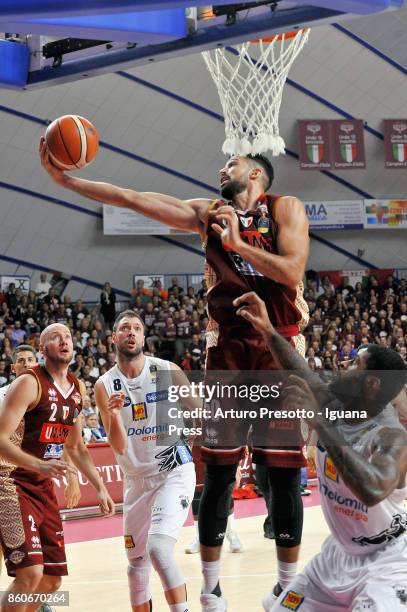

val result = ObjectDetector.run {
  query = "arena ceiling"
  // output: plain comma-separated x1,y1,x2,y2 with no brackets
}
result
0,3,406,298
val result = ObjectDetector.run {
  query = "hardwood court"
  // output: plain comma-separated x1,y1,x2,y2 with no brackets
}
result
1,504,330,611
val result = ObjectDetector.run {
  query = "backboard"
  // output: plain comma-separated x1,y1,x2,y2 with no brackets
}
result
0,0,404,89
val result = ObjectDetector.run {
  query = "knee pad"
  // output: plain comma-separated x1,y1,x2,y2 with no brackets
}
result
127,557,151,606
268,467,303,548
147,534,184,592
198,463,237,547
192,490,202,517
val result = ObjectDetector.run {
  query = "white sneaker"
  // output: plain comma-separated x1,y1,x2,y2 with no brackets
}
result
185,537,200,554
227,530,242,553
262,592,276,611
262,583,283,611
200,593,228,611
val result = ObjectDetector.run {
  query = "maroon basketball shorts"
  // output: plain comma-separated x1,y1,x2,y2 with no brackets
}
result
0,475,67,577
201,331,307,468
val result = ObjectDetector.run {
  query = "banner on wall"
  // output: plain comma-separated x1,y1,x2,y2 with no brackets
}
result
0,275,30,293
103,205,193,235
298,120,332,170
305,200,363,230
316,269,395,288
134,274,165,290
364,199,407,229
331,119,366,169
53,444,123,510
384,119,407,168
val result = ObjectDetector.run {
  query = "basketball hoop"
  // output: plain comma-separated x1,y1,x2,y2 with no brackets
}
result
202,29,310,156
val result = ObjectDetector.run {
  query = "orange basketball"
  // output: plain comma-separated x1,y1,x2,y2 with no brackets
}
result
45,115,99,171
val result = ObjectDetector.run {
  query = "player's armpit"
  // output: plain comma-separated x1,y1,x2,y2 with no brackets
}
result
94,380,127,454
169,363,202,412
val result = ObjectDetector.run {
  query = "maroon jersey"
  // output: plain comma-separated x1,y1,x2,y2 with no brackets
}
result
204,194,309,341
13,365,83,484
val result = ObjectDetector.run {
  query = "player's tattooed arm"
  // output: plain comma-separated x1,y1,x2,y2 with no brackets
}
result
316,424,407,507
285,376,407,506
233,292,331,403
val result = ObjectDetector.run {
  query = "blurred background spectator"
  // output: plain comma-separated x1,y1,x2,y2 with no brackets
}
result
0,272,405,443
100,282,116,328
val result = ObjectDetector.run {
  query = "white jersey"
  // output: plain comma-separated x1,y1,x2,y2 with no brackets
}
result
317,402,407,555
0,383,10,404
99,357,193,478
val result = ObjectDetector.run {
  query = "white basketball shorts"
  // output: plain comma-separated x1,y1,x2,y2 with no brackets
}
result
123,462,196,560
274,534,407,611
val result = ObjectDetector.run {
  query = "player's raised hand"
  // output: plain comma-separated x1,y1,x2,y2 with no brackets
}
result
37,459,78,478
233,291,274,337
211,205,243,251
283,375,322,428
39,136,65,184
97,488,115,517
107,392,126,416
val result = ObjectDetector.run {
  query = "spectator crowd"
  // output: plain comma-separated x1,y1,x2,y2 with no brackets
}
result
1,271,407,440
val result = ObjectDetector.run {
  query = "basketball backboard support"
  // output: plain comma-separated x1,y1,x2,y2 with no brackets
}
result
0,0,404,90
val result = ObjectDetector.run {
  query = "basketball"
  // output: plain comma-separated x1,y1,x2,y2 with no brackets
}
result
45,115,99,171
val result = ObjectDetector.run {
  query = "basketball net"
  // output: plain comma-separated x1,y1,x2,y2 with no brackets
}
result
202,29,310,156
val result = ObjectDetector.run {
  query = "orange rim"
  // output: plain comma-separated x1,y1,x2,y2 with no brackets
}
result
251,28,309,44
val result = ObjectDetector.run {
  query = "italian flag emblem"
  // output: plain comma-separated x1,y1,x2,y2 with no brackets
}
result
393,143,407,162
307,144,323,164
340,143,356,163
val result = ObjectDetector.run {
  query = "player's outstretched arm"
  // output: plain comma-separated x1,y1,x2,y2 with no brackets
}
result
40,138,209,235
94,380,127,455
0,375,76,477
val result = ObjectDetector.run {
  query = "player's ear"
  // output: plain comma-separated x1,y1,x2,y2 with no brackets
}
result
249,167,261,181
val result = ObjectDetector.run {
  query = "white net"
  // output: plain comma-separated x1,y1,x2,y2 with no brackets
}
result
202,29,310,156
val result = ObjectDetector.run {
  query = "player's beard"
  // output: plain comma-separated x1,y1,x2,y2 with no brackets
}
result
328,372,366,406
117,343,144,360
44,347,73,365
220,179,247,201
